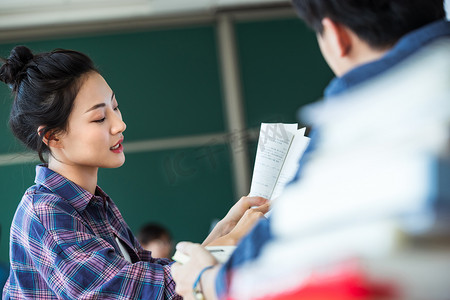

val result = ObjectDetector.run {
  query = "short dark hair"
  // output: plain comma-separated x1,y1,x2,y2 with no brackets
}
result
291,0,446,49
137,223,172,245
0,46,98,163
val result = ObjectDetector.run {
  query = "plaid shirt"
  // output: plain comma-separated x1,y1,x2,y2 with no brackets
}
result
3,165,181,300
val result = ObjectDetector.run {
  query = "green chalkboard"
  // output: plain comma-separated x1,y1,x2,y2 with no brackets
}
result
235,18,333,128
0,24,225,154
0,163,36,262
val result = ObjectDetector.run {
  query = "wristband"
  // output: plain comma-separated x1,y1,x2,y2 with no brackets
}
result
193,265,214,300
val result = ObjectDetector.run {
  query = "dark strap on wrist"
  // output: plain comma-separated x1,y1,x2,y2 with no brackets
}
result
193,265,215,300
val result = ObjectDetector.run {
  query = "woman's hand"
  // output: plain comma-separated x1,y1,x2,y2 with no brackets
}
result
206,202,270,246
171,242,220,300
202,196,270,246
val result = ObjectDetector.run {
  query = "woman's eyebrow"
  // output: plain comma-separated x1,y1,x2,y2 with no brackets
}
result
85,103,105,113
85,92,115,113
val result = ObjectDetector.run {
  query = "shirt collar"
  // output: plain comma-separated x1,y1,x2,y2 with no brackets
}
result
324,19,450,98
35,164,108,212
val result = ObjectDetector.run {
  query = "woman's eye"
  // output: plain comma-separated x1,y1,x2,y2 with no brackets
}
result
94,117,106,123
114,105,120,111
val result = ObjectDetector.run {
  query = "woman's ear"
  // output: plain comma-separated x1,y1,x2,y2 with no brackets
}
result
37,125,62,148
321,17,352,57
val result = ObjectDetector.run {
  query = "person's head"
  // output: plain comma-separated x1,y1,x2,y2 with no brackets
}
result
292,0,446,49
291,0,446,75
0,46,126,169
137,223,173,259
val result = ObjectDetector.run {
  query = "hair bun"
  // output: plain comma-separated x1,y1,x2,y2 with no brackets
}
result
0,45,34,87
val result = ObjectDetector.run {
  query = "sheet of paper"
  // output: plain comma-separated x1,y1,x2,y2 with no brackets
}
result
271,129,309,200
249,123,298,199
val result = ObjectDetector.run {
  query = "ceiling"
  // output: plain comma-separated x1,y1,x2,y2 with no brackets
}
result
0,0,291,30
0,0,447,39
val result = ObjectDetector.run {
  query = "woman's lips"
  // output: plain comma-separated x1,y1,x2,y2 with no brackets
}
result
110,138,124,153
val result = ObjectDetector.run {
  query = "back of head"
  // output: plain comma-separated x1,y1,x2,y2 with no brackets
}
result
0,46,98,162
137,223,172,245
291,0,446,49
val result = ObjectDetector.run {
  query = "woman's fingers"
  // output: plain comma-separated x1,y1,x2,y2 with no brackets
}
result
251,202,271,214
238,196,269,209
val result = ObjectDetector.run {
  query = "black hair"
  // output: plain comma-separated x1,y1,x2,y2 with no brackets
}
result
291,0,446,49
0,46,98,163
137,223,172,245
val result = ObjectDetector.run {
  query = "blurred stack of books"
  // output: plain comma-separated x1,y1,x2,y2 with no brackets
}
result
228,40,450,300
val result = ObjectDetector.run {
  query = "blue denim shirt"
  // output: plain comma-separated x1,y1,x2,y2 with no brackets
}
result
324,19,450,98
215,19,450,299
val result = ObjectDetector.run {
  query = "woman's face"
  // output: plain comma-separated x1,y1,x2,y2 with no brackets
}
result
56,72,126,170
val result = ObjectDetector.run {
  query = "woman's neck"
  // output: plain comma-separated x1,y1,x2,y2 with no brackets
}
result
48,158,98,194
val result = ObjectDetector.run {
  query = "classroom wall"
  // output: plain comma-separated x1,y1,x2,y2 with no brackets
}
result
0,13,333,264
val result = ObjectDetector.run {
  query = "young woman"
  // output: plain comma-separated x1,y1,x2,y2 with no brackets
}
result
0,46,269,299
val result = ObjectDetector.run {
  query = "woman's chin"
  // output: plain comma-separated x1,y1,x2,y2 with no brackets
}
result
105,157,126,169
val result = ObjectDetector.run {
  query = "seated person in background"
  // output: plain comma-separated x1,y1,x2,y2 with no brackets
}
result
137,223,173,259
171,0,450,299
